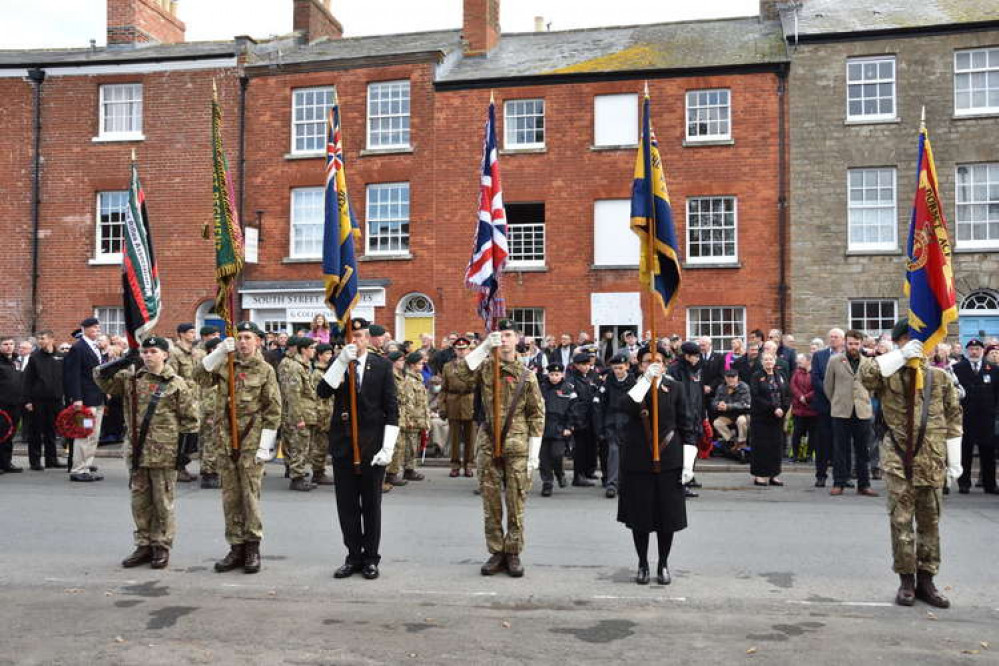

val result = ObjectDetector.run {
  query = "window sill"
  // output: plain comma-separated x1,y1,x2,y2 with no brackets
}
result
88,257,122,266
683,261,741,269
590,144,638,152
506,264,547,273
591,264,638,270
282,256,321,264
844,249,902,256
359,253,413,262
844,117,900,126
359,147,413,157
682,138,734,147
953,246,999,253
500,147,546,155
92,134,145,143
284,152,324,160
953,111,999,120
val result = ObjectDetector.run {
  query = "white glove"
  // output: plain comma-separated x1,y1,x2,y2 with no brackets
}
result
256,428,277,462
527,436,542,474
323,345,355,390
466,333,501,371
875,349,906,378
681,444,697,485
643,362,664,381
339,344,358,363
628,376,651,403
202,336,235,371
945,437,963,485
901,340,923,360
372,425,400,466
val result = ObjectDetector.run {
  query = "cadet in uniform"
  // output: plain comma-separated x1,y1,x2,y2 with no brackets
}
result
168,323,203,483
567,352,600,487
95,337,198,569
538,362,576,497
860,319,963,607
311,344,335,486
454,319,544,577
195,322,281,574
279,336,320,491
596,353,637,499
441,337,476,477
198,338,222,489
387,351,428,485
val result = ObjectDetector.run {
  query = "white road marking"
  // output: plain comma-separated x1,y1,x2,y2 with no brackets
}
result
592,595,687,602
787,600,893,608
401,589,498,597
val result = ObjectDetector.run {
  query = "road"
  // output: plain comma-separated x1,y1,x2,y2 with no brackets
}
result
1,458,997,665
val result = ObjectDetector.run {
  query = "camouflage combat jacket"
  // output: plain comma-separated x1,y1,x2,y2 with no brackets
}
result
313,364,334,433
168,342,204,384
454,355,544,456
440,358,475,421
278,354,318,427
95,363,198,468
194,350,282,452
860,360,962,486
401,369,430,432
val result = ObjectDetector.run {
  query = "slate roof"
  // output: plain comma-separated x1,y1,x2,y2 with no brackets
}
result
0,41,236,67
783,0,999,38
245,29,462,67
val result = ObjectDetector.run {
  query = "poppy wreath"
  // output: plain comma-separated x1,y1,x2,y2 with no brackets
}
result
0,409,13,444
55,405,96,439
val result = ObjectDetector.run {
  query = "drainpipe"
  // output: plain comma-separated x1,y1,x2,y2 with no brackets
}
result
28,68,45,335
776,64,789,332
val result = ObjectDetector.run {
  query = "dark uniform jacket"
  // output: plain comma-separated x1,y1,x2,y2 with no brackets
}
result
668,359,705,438
62,338,105,407
566,365,599,433
318,353,398,465
810,347,836,415
22,348,64,401
619,375,696,473
0,354,21,405
952,357,998,440
541,378,577,441
596,372,637,443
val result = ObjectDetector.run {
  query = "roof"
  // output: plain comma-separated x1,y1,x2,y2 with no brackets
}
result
0,41,235,67
438,16,787,84
783,0,999,38
245,29,462,67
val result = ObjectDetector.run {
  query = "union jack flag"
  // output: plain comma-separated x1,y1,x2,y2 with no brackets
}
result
465,98,508,330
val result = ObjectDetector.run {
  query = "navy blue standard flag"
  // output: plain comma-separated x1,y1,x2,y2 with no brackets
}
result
322,94,360,332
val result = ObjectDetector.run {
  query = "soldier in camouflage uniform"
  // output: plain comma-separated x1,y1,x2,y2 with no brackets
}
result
311,344,335,486
860,318,963,608
278,337,320,491
195,322,281,574
95,336,198,569
198,337,222,489
441,337,476,477
454,319,544,577
385,351,411,487
168,323,204,483
387,351,428,484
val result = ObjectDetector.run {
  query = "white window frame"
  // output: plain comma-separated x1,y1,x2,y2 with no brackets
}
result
509,307,545,339
94,306,125,337
685,196,738,265
365,182,410,256
291,86,335,155
686,306,746,351
685,89,731,142
366,80,410,150
847,167,898,252
506,203,546,268
954,47,999,116
94,190,127,263
592,199,639,267
503,98,545,149
289,187,325,259
97,83,143,140
593,93,639,147
848,299,897,338
846,56,896,122
955,162,999,250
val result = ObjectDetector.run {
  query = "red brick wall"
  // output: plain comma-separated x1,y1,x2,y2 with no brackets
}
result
462,0,500,55
292,0,343,43
107,0,185,45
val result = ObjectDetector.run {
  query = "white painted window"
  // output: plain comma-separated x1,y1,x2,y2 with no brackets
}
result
849,299,897,337
367,80,410,149
504,99,545,148
366,182,410,254
593,199,639,266
593,94,638,146
687,306,746,351
95,191,127,262
509,307,544,338
847,168,897,251
955,48,999,116
506,203,545,267
99,83,143,139
685,89,730,141
955,162,999,249
846,57,896,121
686,196,737,264
94,306,125,337
290,188,324,258
292,86,334,154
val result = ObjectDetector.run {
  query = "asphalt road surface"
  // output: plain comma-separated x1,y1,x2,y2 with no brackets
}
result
1,459,997,665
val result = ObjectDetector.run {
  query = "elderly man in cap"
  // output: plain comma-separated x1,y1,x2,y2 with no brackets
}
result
63,316,107,481
951,338,998,494
169,323,204,483
860,318,962,607
196,322,281,574
368,324,388,356
440,337,476,477
95,336,198,569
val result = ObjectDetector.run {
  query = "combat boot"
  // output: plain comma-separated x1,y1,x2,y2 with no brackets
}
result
506,554,524,578
121,546,153,568
895,573,916,606
312,470,334,486
915,571,950,608
200,473,220,489
289,477,313,491
385,473,408,487
177,468,197,483
214,544,245,572
480,553,506,576
243,541,261,574
541,482,553,497
403,469,425,481
150,546,169,569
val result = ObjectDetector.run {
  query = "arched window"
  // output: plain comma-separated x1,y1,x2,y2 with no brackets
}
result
960,290,999,313
395,293,435,344
400,293,434,315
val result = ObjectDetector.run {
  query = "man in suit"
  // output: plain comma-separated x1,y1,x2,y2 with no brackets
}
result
318,317,399,581
810,328,844,488
698,336,725,412
63,317,109,482
952,338,998,494
824,329,878,497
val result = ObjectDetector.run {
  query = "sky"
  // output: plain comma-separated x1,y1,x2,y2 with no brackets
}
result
0,0,760,49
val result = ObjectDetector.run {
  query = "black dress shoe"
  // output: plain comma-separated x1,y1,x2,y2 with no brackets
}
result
636,565,650,585
361,564,379,580
753,480,768,487
657,564,671,585
30,464,45,471
70,472,96,482
958,486,970,495
556,476,567,489
572,476,595,487
684,487,699,498
605,487,617,498
2,465,23,473
769,479,784,487
334,563,358,579
815,478,826,488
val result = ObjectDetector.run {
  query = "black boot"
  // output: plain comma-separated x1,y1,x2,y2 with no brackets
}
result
915,570,950,608
656,562,671,585
121,546,153,568
636,564,650,585
214,544,245,572
243,541,261,574
541,482,553,497
896,573,916,606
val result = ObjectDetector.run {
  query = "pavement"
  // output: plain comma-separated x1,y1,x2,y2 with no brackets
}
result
1,456,997,665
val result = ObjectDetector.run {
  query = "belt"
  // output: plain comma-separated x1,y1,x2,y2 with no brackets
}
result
446,389,474,395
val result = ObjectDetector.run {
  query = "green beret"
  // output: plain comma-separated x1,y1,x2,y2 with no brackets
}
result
293,336,316,350
387,350,405,362
141,336,169,352
235,321,265,339
369,324,386,337
890,318,910,342
405,351,424,365
496,318,519,333
199,325,219,336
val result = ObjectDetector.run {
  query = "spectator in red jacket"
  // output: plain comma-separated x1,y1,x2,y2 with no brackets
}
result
790,353,819,462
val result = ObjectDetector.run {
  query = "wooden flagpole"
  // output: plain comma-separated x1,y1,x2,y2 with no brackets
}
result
644,83,661,474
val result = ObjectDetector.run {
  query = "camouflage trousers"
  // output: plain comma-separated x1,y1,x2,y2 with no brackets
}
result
130,467,177,549
311,428,329,474
388,429,420,475
476,430,532,555
199,414,218,475
219,451,264,545
885,474,942,575
283,425,313,480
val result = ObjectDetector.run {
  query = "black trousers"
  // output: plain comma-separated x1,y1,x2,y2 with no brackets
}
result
832,416,871,489
0,403,22,469
573,428,597,478
333,462,386,566
539,437,566,484
959,428,996,491
813,413,834,480
791,414,817,459
27,399,61,466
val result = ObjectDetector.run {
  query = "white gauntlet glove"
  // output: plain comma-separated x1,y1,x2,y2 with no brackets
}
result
681,444,698,485
372,425,400,466
901,340,924,360
256,428,277,462
202,336,235,371
945,437,963,486
628,362,664,403
322,344,357,390
527,436,542,474
466,332,501,371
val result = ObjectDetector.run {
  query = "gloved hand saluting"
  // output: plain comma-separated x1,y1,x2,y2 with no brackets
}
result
901,340,923,360
202,336,236,371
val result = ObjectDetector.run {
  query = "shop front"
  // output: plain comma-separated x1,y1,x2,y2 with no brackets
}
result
240,280,388,335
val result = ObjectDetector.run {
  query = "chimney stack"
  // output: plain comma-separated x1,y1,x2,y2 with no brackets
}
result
463,0,500,56
293,0,343,44
759,0,781,21
106,0,185,46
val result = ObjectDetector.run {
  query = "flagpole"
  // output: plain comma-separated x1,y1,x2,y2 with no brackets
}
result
128,148,140,478
904,107,928,479
489,91,503,464
642,83,661,474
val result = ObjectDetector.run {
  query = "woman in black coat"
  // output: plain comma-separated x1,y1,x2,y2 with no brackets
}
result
749,352,791,486
616,347,697,585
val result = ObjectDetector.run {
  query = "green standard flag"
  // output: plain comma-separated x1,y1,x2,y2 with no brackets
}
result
122,160,161,348
211,82,244,331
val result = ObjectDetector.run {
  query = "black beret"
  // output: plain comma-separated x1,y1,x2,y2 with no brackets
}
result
387,350,405,362
966,338,985,349
546,362,564,372
292,336,317,350
890,318,910,342
315,343,334,354
204,337,222,352
80,317,100,328
200,325,219,336
452,336,470,349
406,351,424,365
723,368,739,377
680,341,700,356
177,323,195,334
496,318,519,333
572,352,591,364
235,321,263,337
141,336,169,352
350,317,369,332
609,352,630,365
368,324,386,337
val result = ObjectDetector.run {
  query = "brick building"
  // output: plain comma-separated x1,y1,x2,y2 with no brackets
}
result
784,0,999,344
